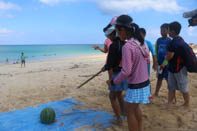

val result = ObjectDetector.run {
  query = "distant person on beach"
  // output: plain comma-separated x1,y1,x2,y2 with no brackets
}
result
6,58,9,64
21,52,26,68
166,21,190,108
108,15,150,131
102,23,127,125
153,24,171,97
13,59,19,64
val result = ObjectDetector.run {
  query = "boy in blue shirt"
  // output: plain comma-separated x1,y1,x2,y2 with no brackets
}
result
154,24,171,97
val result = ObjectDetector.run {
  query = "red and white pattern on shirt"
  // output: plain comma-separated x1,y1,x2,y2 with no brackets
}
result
114,39,149,85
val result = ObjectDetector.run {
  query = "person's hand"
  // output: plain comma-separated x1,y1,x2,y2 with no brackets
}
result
101,66,105,72
92,45,99,50
152,62,158,71
160,64,165,70
106,80,111,87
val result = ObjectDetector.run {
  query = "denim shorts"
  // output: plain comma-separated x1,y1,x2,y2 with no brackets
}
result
109,72,127,91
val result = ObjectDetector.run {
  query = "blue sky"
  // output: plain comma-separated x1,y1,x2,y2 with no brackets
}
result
0,0,196,45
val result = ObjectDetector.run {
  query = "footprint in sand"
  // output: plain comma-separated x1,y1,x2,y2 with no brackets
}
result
69,64,80,69
60,85,66,88
177,116,184,127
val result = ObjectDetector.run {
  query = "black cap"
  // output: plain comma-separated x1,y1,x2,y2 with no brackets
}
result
115,15,133,28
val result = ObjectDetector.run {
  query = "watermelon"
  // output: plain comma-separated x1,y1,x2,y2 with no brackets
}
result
40,107,56,124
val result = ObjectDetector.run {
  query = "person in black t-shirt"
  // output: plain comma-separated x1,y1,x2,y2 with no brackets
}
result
166,21,189,109
102,25,127,126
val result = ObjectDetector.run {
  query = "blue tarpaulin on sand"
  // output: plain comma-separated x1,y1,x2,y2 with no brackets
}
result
0,98,115,131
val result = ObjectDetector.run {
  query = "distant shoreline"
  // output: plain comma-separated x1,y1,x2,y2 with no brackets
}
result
0,54,106,66
0,44,103,46
0,44,104,64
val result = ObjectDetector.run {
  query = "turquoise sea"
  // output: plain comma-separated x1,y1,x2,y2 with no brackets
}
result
0,44,103,64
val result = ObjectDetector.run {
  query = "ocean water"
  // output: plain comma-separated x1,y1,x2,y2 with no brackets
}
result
0,44,103,64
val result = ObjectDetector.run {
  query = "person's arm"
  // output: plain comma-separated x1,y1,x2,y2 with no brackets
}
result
147,40,157,70
92,44,108,53
104,44,116,71
152,55,157,70
155,41,158,63
108,69,113,80
160,41,174,69
165,52,174,61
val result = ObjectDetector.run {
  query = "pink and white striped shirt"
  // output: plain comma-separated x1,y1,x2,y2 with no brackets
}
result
114,38,149,85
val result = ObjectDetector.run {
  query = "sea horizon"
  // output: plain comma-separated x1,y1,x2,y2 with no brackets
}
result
0,43,103,46
0,44,103,64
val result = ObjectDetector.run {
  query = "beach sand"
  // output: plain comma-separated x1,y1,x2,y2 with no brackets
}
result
0,54,197,131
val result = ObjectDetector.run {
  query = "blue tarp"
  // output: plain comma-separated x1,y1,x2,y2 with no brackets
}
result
0,98,115,131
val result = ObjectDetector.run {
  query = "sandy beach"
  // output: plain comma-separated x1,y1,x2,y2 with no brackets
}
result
0,54,197,131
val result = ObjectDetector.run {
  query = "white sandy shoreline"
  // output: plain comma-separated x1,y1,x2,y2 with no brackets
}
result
0,54,197,131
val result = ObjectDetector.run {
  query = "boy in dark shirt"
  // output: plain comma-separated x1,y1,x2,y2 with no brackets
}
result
166,21,189,108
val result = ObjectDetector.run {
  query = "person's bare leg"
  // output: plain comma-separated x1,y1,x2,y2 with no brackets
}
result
117,91,125,116
109,91,122,125
167,90,176,109
126,102,138,131
154,79,162,97
166,80,177,103
135,105,143,131
181,92,189,108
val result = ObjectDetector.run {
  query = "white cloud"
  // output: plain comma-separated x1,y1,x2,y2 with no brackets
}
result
40,0,79,5
0,28,13,34
187,26,197,37
95,0,184,14
145,27,161,43
0,0,21,10
0,13,15,18
40,0,60,5
147,27,160,37
39,0,184,14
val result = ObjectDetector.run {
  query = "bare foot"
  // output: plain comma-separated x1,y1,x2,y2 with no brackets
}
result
179,104,189,110
117,118,123,126
152,94,158,99
160,104,174,110
110,118,123,126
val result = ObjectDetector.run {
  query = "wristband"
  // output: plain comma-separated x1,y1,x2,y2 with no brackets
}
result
162,59,168,66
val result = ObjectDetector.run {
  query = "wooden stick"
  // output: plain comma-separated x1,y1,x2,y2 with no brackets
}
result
77,70,103,88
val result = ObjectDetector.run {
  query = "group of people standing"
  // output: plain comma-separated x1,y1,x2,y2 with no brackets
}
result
93,14,191,131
